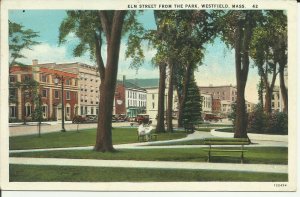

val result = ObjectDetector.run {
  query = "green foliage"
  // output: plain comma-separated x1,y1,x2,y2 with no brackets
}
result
182,76,202,129
9,20,40,66
247,104,288,134
267,112,288,134
247,104,267,132
58,10,144,69
228,102,236,126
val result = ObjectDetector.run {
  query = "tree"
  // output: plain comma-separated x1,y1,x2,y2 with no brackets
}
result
151,11,215,130
216,11,258,138
9,20,39,66
182,75,202,132
250,11,287,114
59,11,143,152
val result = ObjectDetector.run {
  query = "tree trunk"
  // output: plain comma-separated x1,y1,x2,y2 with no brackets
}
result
156,63,166,133
264,86,272,115
177,63,193,128
167,60,174,132
279,65,288,113
94,11,126,152
234,13,253,139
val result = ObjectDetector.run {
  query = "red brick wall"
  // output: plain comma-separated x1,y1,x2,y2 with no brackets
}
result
115,84,126,115
212,98,221,113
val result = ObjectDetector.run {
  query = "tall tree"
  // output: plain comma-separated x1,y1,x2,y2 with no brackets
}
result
182,75,202,132
59,11,143,152
9,20,39,66
270,11,287,113
216,11,258,138
152,10,215,130
250,11,287,114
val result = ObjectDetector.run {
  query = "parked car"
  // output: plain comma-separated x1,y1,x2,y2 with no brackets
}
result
116,114,128,122
72,114,98,124
136,114,152,125
204,113,222,122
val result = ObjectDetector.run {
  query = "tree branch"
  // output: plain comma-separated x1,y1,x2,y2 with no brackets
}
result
99,11,112,44
94,32,105,81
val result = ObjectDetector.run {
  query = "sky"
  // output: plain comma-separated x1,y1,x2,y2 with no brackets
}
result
9,10,262,103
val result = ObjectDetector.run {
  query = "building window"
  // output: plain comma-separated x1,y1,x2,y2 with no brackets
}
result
66,105,70,118
152,94,155,100
9,105,17,118
85,107,88,114
152,102,155,109
91,107,94,115
54,90,59,99
42,105,48,119
9,88,17,100
96,108,99,115
272,102,275,108
80,106,84,115
42,89,47,97
9,76,16,83
41,74,47,82
66,91,71,100
25,103,32,117
24,75,31,81
66,79,71,85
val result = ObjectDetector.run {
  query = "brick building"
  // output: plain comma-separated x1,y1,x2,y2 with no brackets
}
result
114,79,147,117
9,61,79,121
37,62,101,116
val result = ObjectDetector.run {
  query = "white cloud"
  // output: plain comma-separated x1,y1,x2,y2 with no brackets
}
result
17,43,95,66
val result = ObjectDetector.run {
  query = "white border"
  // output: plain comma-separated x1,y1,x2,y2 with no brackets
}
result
0,0,298,192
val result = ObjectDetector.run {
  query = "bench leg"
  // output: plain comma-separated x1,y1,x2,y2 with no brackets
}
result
208,146,211,162
241,151,244,164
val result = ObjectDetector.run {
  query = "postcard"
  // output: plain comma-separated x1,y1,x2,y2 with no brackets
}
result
0,0,298,193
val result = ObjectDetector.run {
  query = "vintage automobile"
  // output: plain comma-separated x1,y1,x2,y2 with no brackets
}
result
72,114,98,123
204,113,222,122
136,114,152,125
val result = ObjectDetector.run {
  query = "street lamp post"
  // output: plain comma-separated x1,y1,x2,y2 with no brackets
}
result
54,76,66,132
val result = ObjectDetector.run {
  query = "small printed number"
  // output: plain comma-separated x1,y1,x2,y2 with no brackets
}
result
274,183,287,187
252,4,258,8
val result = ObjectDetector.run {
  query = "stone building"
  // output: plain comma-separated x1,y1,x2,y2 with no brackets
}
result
40,62,101,116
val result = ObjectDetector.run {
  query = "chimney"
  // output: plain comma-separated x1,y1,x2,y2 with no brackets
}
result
122,75,126,86
32,59,38,66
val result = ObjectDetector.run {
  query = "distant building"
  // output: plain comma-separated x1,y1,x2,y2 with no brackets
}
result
201,92,212,114
9,61,79,121
114,78,147,117
199,84,237,102
42,62,101,116
199,84,237,116
212,98,221,114
263,86,283,112
246,101,255,113
221,100,232,115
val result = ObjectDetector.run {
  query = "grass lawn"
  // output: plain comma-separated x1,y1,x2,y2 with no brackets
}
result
10,147,288,165
9,128,187,150
9,164,287,182
215,128,288,135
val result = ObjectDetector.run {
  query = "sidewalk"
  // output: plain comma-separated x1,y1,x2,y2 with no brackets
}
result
10,157,288,174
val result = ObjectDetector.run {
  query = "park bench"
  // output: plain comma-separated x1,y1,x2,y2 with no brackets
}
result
137,125,157,142
184,123,195,133
203,137,251,163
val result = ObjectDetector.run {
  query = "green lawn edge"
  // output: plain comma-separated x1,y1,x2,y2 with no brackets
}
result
10,164,288,182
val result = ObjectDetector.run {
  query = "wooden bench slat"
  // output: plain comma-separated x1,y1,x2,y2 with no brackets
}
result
203,149,248,152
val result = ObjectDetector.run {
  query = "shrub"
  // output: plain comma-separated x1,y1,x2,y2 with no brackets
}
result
247,103,288,135
266,112,288,134
247,104,267,133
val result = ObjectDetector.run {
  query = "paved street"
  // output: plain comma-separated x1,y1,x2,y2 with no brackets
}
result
9,121,132,136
